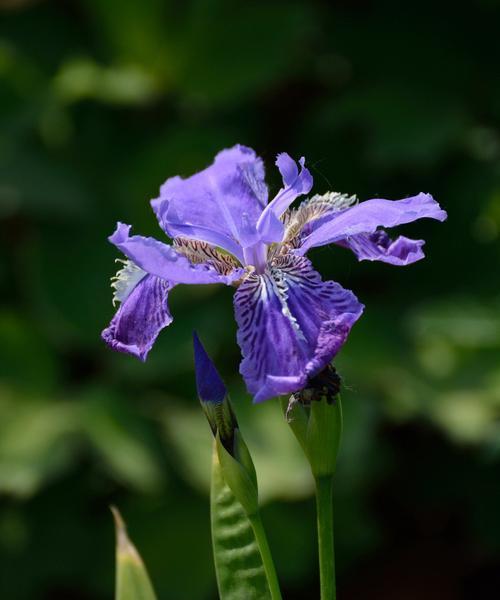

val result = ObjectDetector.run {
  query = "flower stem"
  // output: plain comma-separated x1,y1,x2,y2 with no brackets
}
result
248,513,283,600
315,475,336,600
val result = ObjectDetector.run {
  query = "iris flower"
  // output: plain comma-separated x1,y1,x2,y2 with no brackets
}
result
102,145,446,402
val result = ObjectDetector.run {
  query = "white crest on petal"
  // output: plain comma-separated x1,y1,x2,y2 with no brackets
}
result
282,191,358,246
269,267,307,343
305,191,358,213
111,259,147,306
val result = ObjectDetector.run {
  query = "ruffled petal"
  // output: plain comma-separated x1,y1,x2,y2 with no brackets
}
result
299,192,447,253
234,255,364,403
273,154,314,215
102,274,175,360
256,153,313,244
156,217,245,264
109,222,244,285
151,144,267,251
338,230,427,265
276,152,300,185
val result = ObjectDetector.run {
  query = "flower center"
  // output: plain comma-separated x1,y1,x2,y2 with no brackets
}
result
242,242,268,274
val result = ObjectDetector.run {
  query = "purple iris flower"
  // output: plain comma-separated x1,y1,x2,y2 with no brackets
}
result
102,145,447,402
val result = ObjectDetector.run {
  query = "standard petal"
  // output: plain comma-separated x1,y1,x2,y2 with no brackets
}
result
276,152,299,186
256,154,313,244
102,274,175,360
273,154,313,216
299,192,447,253
109,222,244,285
338,231,427,265
151,144,267,251
234,255,364,403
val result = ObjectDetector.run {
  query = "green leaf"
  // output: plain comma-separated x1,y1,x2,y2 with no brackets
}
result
282,395,342,478
215,431,258,517
210,442,271,600
112,507,158,600
306,397,343,478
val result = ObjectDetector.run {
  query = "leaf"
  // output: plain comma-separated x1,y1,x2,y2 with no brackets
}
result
210,442,271,600
112,507,158,600
215,431,258,517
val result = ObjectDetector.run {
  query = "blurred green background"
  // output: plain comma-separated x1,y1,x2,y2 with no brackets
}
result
1,0,500,598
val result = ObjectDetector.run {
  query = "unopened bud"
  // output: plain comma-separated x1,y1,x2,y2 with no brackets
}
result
193,332,258,515
193,331,237,451
284,365,343,478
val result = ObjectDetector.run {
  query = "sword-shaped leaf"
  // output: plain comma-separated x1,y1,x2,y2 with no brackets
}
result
210,443,272,600
111,507,157,600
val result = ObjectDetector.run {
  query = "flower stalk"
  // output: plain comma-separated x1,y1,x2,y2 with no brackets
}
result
247,512,283,600
315,475,336,600
283,365,343,600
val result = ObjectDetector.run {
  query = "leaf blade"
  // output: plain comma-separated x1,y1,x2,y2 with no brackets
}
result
112,507,158,600
210,443,271,600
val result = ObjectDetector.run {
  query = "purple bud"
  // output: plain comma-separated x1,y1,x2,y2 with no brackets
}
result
193,332,227,404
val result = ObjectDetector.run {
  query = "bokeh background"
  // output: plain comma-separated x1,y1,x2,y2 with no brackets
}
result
1,0,500,598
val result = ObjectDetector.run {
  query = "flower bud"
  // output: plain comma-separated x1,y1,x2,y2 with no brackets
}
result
193,332,258,515
283,365,342,478
193,331,236,448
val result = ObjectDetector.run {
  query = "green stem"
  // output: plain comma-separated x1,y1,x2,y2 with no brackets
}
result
248,513,283,600
315,475,336,600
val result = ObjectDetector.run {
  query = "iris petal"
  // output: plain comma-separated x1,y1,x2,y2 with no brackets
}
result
256,154,313,244
338,231,427,265
109,222,244,285
234,255,364,402
276,152,299,186
102,274,175,361
151,145,267,252
299,192,447,253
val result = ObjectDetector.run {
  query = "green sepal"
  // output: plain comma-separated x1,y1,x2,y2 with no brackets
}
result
283,395,343,478
201,393,237,444
211,442,272,600
215,430,259,517
306,395,342,478
233,429,257,489
280,396,309,455
111,507,158,600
